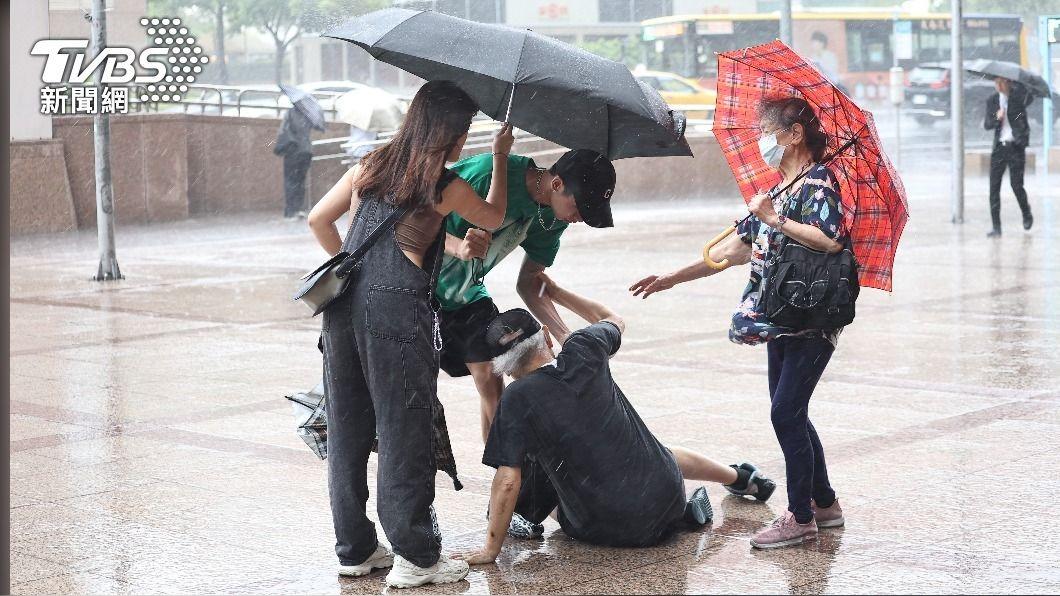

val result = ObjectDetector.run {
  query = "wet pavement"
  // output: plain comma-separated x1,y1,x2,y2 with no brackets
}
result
9,169,1060,594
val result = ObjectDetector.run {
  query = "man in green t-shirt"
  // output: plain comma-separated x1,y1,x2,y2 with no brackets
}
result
439,149,617,443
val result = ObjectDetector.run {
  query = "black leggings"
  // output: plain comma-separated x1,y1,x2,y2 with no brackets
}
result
767,335,837,523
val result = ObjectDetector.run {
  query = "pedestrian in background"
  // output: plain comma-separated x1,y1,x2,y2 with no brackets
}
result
984,76,1033,237
307,80,513,589
274,106,315,220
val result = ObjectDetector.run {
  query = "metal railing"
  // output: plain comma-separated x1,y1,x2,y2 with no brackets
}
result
129,83,349,119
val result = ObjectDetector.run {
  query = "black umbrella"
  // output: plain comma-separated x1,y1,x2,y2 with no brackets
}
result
324,8,691,159
279,83,327,131
964,59,1055,99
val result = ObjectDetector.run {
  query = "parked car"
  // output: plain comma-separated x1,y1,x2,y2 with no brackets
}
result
634,70,716,120
905,62,1055,127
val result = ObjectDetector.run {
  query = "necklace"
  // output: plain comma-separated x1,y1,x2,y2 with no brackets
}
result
533,168,558,231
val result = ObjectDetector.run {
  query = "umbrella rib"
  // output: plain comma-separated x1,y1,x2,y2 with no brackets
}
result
504,30,531,115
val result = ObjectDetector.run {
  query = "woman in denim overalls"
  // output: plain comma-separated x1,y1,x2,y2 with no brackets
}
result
308,81,513,588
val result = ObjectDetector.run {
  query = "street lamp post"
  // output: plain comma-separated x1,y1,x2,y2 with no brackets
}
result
90,0,122,280
780,0,793,46
950,0,964,224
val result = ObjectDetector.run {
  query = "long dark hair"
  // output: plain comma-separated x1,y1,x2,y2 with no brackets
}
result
758,96,828,163
355,80,478,210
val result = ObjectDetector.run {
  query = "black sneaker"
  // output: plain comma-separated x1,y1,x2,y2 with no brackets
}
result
683,486,713,526
1023,213,1033,231
724,462,777,502
507,512,545,539
485,507,544,539
987,229,1002,238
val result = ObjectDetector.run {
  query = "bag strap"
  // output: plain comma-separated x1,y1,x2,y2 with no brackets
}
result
335,202,409,277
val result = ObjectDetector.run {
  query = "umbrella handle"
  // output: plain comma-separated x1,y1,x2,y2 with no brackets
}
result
703,225,736,270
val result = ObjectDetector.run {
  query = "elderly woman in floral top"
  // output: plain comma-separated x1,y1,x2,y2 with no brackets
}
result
630,96,848,549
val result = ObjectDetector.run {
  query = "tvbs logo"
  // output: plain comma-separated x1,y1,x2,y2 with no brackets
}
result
32,17,207,114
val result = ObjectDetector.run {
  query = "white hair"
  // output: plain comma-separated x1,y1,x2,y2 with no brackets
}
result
491,330,549,378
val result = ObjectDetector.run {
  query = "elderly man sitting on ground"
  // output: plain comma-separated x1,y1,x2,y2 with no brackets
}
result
455,275,776,563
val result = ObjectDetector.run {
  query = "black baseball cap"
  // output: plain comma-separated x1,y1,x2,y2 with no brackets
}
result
551,149,616,229
484,308,542,359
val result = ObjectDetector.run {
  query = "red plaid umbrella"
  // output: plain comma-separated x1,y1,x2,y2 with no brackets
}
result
711,40,909,291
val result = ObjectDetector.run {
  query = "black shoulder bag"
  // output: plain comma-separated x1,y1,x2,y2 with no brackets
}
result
762,195,860,331
292,204,408,316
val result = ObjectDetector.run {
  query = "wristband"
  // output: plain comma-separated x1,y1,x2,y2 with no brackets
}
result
492,152,508,157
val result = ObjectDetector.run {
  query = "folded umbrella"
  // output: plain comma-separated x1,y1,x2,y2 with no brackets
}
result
324,8,690,159
707,40,909,291
279,83,327,131
964,59,1055,99
285,380,463,490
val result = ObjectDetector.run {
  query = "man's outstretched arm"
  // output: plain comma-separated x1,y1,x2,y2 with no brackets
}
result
537,272,624,336
517,257,572,343
454,465,522,565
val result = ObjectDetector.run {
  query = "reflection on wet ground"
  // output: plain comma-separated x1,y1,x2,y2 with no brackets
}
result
9,171,1060,594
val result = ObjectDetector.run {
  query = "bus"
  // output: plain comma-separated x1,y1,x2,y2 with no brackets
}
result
640,10,1027,101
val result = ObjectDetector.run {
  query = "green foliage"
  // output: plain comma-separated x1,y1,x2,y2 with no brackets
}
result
577,36,638,68
300,0,390,33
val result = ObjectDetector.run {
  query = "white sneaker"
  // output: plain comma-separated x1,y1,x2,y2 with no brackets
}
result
385,553,469,589
338,544,394,577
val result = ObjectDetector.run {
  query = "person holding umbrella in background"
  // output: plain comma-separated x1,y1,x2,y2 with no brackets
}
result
275,83,326,220
966,59,1057,237
631,41,908,550
984,76,1033,236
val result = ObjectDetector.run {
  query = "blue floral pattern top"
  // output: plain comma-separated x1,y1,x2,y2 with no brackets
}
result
729,163,847,346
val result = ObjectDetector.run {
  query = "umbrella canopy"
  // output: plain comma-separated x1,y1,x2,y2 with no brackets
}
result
334,85,405,132
713,40,909,291
285,380,463,490
286,382,328,459
964,59,1054,99
279,83,327,131
324,8,690,159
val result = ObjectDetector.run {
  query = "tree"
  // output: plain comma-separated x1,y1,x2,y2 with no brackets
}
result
148,0,233,84
232,0,388,85
231,0,301,85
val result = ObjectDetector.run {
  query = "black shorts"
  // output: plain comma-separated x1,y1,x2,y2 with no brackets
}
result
438,298,499,377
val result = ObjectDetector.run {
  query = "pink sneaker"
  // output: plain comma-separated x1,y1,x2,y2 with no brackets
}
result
812,499,845,528
750,511,818,549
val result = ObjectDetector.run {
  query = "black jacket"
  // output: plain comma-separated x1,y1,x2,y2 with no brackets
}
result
273,108,314,157
984,82,1032,149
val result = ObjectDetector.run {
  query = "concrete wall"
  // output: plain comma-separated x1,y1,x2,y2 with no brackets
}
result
9,140,78,233
38,113,350,233
53,114,190,229
11,1,53,140
12,112,736,235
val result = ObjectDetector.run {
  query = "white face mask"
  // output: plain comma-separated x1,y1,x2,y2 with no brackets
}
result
758,131,787,168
